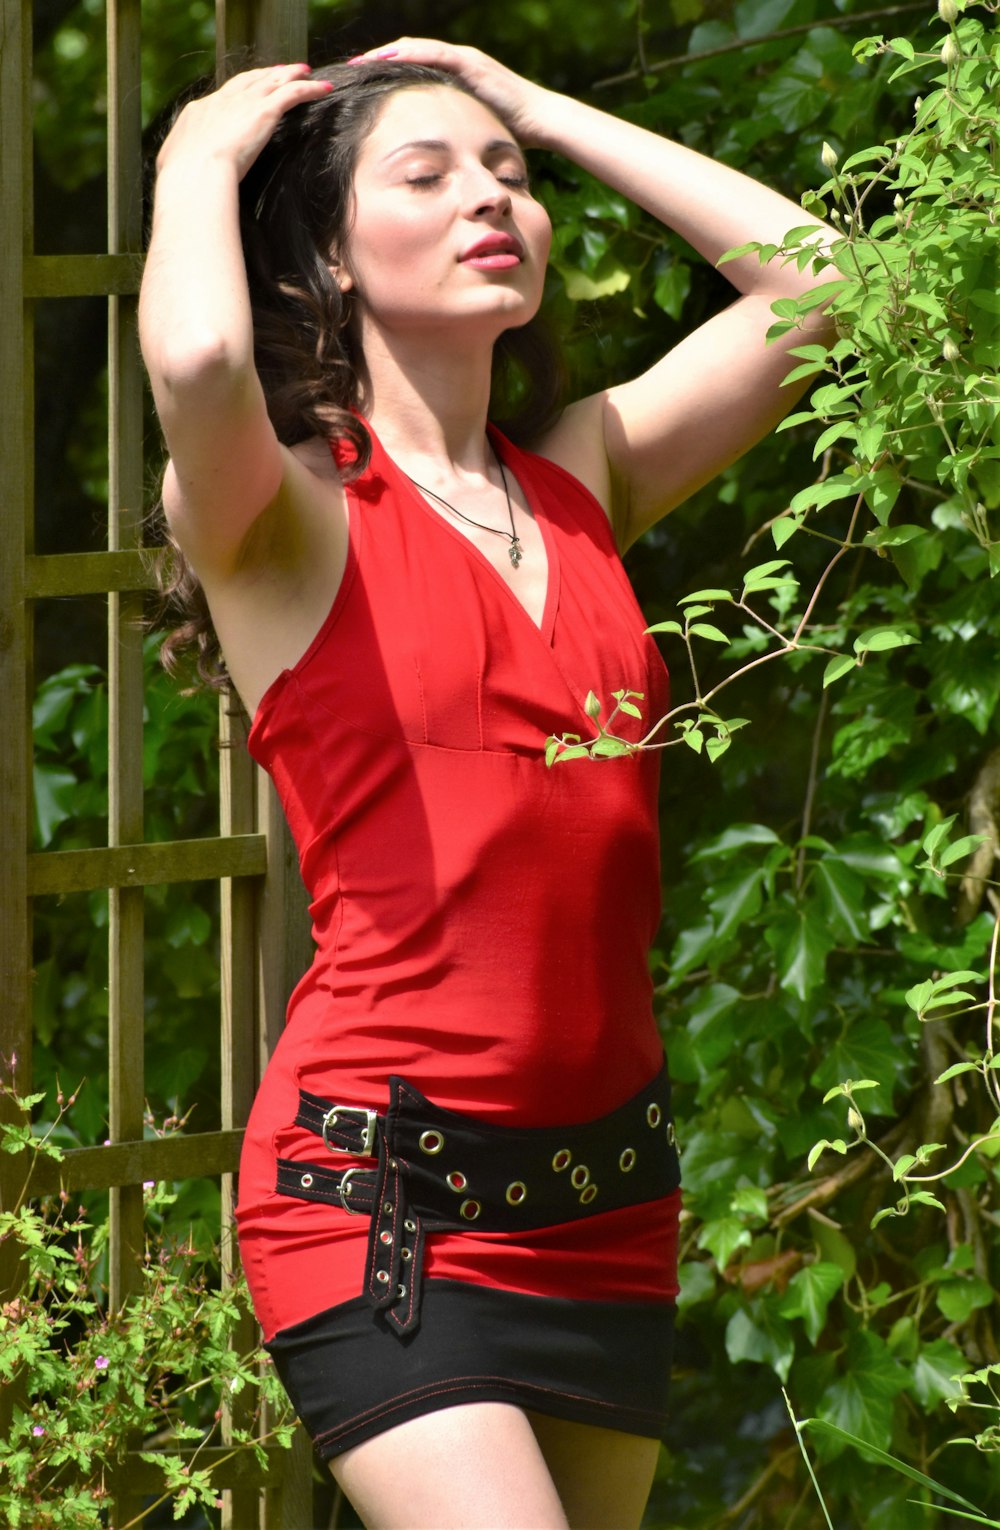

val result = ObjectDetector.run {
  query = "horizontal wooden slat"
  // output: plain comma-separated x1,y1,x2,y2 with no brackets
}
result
24,253,141,297
25,1128,245,1194
26,550,158,597
28,834,268,895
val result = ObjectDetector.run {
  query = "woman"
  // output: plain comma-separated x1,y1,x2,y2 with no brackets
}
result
140,39,834,1530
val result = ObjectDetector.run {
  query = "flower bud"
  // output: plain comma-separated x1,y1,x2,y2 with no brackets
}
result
893,194,905,211
830,208,842,224
821,141,838,172
938,0,958,22
847,1107,864,1134
584,690,601,720
942,335,961,362
941,33,961,65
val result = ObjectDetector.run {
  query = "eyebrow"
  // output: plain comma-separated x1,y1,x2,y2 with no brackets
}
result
381,137,525,164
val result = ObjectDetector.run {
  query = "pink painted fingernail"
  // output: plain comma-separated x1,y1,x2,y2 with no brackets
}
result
345,55,364,64
375,47,399,58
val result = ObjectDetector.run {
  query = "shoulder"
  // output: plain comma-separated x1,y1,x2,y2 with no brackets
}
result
524,395,628,549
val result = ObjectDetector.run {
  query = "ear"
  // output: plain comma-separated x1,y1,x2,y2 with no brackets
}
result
329,261,354,295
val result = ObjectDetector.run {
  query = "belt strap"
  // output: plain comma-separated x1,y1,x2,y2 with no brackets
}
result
279,1068,680,1336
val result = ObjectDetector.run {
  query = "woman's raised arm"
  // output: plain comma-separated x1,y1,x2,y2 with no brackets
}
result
351,40,838,548
139,65,333,574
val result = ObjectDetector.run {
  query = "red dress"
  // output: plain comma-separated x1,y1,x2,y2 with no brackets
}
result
235,423,679,1343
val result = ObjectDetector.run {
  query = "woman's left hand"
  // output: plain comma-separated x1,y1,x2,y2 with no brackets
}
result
349,40,554,146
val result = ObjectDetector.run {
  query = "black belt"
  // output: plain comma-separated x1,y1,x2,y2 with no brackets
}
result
275,1066,680,1335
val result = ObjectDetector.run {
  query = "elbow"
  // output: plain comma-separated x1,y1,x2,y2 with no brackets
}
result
142,324,249,398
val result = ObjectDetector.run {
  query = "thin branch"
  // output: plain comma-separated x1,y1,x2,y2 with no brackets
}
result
593,2,929,90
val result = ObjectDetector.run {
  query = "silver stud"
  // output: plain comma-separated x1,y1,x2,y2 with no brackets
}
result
619,1148,636,1172
401,1247,413,1262
419,1130,445,1155
404,1218,417,1233
300,1173,314,1188
446,1171,468,1192
571,1164,590,1190
552,1149,572,1172
580,1184,598,1205
389,1157,398,1170
376,1270,389,1284
505,1181,527,1206
383,1201,393,1214
380,1230,393,1245
459,1198,482,1221
647,1104,662,1128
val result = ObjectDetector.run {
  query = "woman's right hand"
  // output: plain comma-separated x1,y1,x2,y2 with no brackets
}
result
155,64,332,182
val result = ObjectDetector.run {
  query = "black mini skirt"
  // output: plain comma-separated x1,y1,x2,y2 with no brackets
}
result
265,1277,675,1459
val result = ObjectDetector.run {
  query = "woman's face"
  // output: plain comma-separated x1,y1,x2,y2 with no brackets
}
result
339,86,551,344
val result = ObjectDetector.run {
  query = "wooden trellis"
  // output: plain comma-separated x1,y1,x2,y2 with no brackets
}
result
0,1,316,1522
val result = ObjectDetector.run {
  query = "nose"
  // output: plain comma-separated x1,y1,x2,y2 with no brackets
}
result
465,165,512,219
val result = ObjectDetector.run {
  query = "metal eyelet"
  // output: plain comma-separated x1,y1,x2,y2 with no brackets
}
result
619,1148,636,1173
580,1184,598,1205
383,1200,393,1214
646,1104,662,1128
299,1173,314,1188
666,1122,677,1147
505,1181,527,1206
396,1284,407,1299
446,1171,468,1192
379,1230,393,1245
401,1247,413,1262
570,1164,590,1190
459,1198,482,1221
419,1130,445,1155
552,1149,572,1172
404,1219,417,1233
375,1270,390,1284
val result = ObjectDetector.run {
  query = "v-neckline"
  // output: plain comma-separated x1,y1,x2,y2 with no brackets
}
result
373,425,560,647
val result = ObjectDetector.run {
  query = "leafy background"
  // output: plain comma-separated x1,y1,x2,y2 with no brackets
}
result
21,0,1000,1525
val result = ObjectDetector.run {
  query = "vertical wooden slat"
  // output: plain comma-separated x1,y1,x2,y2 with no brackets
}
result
214,0,314,1518
107,5,145,1525
0,20,36,1464
0,0,33,1280
220,699,260,1530
106,0,145,1309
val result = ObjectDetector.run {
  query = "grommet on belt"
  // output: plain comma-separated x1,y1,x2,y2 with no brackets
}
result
459,1198,481,1221
580,1183,598,1204
571,1164,590,1190
552,1148,572,1171
446,1171,467,1191
505,1181,527,1205
419,1130,445,1155
619,1148,636,1172
647,1103,662,1128
667,1122,677,1147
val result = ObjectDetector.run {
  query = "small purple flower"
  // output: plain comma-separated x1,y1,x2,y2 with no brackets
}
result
32,1425,45,1437
95,1355,109,1371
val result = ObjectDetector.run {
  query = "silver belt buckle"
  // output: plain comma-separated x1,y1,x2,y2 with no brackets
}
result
322,1104,378,1159
338,1166,365,1215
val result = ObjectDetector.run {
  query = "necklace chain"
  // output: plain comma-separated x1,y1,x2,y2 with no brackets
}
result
405,447,523,570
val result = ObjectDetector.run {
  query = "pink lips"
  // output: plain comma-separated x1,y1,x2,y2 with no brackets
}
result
460,234,524,269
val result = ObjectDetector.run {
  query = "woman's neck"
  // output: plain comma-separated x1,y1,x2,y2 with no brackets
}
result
360,324,496,477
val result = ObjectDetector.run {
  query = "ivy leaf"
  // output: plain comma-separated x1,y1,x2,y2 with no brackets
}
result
936,1275,994,1324
811,1019,906,1115
725,1299,796,1382
812,857,866,942
912,1340,967,1408
764,905,835,1001
779,1261,845,1344
818,1330,910,1450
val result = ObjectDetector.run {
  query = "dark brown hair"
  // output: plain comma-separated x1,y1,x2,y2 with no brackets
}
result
157,59,565,687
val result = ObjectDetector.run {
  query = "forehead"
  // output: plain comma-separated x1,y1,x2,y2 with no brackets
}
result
357,86,518,167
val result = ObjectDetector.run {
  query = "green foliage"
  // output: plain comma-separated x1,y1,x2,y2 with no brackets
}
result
32,641,221,1157
29,0,1000,1525
0,1077,294,1527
